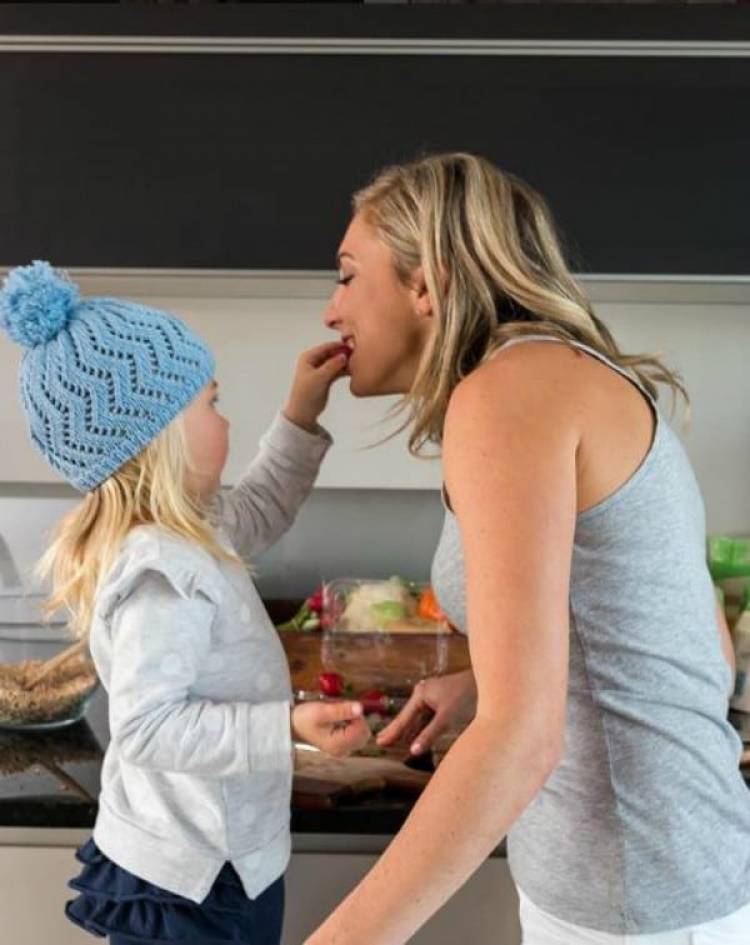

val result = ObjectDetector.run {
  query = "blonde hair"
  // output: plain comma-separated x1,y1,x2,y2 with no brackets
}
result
36,412,241,641
353,151,688,456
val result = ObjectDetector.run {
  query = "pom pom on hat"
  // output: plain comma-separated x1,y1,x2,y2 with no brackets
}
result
3,266,216,492
0,260,80,348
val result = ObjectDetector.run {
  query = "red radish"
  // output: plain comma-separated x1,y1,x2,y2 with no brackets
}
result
334,343,353,360
318,672,344,697
308,588,324,614
359,689,389,715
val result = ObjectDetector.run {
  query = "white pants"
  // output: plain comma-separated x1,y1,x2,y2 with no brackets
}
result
518,888,750,945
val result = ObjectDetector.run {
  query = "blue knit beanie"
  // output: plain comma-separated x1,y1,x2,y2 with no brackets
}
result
0,261,215,492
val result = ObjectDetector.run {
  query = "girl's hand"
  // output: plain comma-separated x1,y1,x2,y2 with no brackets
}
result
292,700,372,758
375,669,477,756
283,341,352,433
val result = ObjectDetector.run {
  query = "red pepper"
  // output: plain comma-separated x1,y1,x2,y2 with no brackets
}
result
318,672,344,697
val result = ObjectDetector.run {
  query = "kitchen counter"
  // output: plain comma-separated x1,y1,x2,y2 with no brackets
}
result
3,632,748,847
0,631,441,847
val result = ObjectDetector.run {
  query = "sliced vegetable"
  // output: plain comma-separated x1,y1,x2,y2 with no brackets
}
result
318,672,344,697
417,587,446,623
370,600,408,624
359,689,389,715
358,689,408,716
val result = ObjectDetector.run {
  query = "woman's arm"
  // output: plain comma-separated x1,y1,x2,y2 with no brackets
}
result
305,354,578,945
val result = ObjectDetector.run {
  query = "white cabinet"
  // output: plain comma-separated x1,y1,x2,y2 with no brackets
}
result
0,830,521,945
283,851,521,945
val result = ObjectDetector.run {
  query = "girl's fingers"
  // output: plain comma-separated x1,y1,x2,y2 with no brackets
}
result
326,718,371,757
320,700,363,724
321,350,349,379
304,341,351,368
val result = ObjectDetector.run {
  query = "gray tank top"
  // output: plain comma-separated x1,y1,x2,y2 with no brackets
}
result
431,336,750,934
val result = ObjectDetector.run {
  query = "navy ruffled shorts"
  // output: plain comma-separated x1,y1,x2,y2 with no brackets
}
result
65,837,285,945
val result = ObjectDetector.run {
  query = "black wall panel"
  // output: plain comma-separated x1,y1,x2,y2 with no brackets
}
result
1,34,748,273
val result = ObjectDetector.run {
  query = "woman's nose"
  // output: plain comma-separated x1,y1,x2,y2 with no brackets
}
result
322,297,340,330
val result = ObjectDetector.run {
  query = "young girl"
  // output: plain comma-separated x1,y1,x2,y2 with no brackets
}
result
0,260,369,945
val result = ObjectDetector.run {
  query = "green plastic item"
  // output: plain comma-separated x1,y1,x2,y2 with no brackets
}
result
706,536,750,581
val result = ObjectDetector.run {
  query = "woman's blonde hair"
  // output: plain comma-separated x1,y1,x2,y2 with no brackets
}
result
353,151,688,456
36,412,240,641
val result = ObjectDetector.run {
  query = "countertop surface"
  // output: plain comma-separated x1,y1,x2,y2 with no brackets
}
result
0,633,429,836
3,634,749,840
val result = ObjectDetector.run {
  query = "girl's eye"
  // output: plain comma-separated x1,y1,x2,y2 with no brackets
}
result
211,396,220,407
336,274,353,286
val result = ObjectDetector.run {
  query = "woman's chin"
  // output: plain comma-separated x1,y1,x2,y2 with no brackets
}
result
348,375,370,398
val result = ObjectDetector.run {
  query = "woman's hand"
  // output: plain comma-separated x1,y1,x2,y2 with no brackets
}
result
292,700,371,757
283,341,352,433
375,669,477,756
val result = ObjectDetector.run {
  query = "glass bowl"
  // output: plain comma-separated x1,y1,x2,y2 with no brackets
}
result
0,647,99,732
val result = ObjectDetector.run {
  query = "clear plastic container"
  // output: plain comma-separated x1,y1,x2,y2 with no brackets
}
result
320,577,453,693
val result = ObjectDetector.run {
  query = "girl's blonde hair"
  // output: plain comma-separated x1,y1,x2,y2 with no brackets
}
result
37,412,240,641
353,151,688,456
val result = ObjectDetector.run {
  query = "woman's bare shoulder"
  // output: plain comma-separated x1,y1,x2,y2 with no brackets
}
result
447,340,585,427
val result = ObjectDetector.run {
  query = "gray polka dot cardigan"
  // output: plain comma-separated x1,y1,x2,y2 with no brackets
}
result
87,412,332,903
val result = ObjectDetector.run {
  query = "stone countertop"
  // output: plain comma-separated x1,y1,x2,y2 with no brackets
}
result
2,628,748,839
0,629,430,836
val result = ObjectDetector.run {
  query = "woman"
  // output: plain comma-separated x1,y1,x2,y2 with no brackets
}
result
306,153,750,945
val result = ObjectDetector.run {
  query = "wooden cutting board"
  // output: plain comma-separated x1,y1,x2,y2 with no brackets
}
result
293,748,430,809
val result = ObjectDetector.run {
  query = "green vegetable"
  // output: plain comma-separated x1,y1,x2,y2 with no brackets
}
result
276,600,320,632
370,601,408,623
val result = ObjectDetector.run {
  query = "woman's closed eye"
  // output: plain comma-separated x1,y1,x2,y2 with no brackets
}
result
336,273,354,286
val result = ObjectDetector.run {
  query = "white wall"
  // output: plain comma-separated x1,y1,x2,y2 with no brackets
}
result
0,274,433,490
0,273,748,594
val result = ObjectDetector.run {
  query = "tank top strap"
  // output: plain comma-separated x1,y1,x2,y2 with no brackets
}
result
439,334,662,515
491,334,658,410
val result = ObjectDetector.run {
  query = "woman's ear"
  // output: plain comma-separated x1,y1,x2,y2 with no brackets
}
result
410,267,435,319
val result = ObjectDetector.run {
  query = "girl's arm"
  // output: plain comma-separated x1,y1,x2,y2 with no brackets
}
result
108,570,292,777
209,342,346,559
210,412,332,559
305,354,577,945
